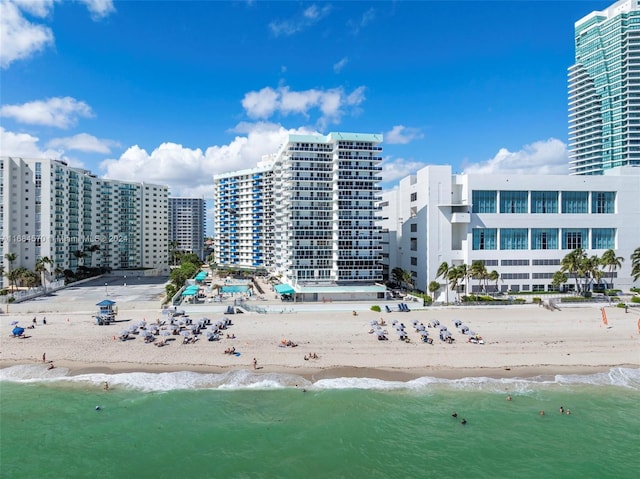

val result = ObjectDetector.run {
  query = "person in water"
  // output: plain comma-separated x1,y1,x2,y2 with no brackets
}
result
452,412,458,418
560,406,565,414
461,418,467,425
506,395,512,401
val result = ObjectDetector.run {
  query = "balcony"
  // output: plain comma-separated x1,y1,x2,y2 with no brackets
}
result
450,212,470,224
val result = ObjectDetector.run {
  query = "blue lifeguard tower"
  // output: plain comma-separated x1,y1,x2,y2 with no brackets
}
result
95,299,116,325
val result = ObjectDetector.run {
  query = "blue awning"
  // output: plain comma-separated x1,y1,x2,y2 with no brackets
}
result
96,299,116,306
274,284,295,295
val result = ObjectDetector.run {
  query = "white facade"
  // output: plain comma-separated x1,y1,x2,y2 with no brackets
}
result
213,132,385,293
379,165,640,297
213,161,274,270
168,197,205,259
0,157,169,288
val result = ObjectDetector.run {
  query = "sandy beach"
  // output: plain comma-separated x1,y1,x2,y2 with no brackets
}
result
2,295,638,381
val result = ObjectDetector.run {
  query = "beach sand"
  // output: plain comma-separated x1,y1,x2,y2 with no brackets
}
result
1,300,638,380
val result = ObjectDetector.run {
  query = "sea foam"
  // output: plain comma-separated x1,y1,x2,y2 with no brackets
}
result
1,365,638,392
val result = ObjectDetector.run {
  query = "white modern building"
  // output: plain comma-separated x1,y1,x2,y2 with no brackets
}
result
168,197,206,260
213,132,387,301
1,156,169,288
213,160,274,270
569,0,640,175
379,164,640,297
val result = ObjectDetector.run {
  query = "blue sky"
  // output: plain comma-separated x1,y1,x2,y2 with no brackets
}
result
1,0,612,204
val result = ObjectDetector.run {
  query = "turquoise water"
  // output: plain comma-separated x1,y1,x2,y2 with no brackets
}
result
1,367,639,479
221,285,250,293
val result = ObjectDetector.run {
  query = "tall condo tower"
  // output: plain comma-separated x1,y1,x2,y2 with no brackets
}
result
568,0,640,175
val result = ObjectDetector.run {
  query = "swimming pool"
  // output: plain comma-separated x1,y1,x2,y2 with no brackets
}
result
220,285,250,293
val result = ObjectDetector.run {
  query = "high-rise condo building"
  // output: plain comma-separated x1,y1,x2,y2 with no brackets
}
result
569,0,640,175
0,156,169,288
213,132,384,292
168,197,206,260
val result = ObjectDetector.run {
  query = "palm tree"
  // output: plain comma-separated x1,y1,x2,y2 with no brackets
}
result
86,244,101,267
600,249,624,289
391,267,404,287
469,260,488,295
552,271,568,292
561,248,586,293
169,240,180,266
448,265,465,302
35,256,53,291
4,252,17,292
489,270,500,293
436,261,451,304
632,247,640,282
428,281,441,301
401,269,414,291
73,250,86,269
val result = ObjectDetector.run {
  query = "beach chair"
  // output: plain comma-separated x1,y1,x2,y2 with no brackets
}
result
385,305,392,313
403,303,411,312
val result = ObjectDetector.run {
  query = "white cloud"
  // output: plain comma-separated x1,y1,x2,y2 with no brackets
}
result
241,85,366,128
385,125,424,145
0,1,54,68
462,138,569,175
47,133,120,153
269,3,331,37
0,96,94,128
347,7,376,34
11,0,56,17
0,126,62,159
381,156,428,185
76,0,116,20
333,57,348,73
100,122,316,198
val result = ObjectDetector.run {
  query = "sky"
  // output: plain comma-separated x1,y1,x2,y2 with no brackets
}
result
0,0,614,228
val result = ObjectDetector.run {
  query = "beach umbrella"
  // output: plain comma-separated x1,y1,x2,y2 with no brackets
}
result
12,326,25,336
140,330,152,337
10,320,19,325
416,324,425,331
180,331,190,338
420,330,429,337
370,320,378,326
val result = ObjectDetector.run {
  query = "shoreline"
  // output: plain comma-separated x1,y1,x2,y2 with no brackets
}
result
1,359,635,382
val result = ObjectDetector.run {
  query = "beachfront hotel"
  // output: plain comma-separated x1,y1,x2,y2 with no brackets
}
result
213,132,386,301
379,164,640,297
569,0,640,175
168,197,206,260
0,156,169,288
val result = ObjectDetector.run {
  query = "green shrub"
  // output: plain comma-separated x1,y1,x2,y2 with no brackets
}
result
0,289,8,296
631,296,640,304
7,296,15,303
370,305,381,312
605,289,622,296
532,297,541,304
617,302,627,308
630,287,640,294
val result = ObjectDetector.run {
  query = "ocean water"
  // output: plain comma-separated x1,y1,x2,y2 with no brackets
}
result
1,367,638,479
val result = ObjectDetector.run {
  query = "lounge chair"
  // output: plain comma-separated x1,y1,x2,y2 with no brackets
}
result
385,305,392,313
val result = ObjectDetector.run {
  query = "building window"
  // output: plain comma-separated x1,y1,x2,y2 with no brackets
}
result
531,228,558,250
472,190,497,213
410,257,417,266
410,238,417,251
591,228,615,249
410,192,417,202
410,223,417,233
500,191,528,213
561,191,588,213
472,228,497,250
591,192,615,214
500,228,528,250
562,228,588,249
531,191,558,213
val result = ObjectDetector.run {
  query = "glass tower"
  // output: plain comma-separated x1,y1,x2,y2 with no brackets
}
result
568,0,640,175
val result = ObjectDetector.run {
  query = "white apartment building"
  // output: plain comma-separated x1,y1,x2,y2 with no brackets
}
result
213,132,386,300
213,160,274,270
379,165,640,297
1,157,169,288
168,197,206,260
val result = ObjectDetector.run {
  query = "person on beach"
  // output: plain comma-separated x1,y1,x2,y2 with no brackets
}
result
253,358,258,370
104,382,109,391
42,317,47,325
32,318,37,327
42,353,46,363
48,363,55,370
